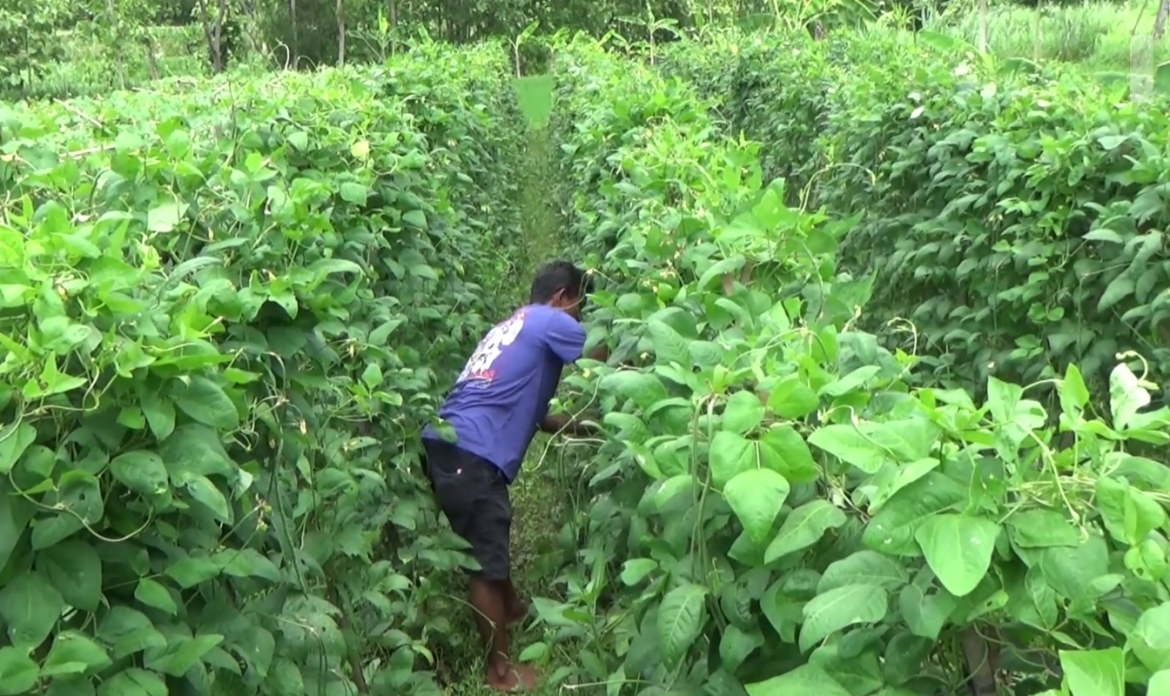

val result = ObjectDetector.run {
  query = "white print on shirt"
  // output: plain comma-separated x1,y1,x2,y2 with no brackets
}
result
456,310,526,385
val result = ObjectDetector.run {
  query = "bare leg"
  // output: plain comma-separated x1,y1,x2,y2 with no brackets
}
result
500,578,529,627
470,578,536,691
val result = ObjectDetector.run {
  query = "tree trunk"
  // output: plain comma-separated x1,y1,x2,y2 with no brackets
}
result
195,0,224,73
145,39,160,80
336,0,346,65
1155,0,1170,39
960,627,999,696
106,0,126,88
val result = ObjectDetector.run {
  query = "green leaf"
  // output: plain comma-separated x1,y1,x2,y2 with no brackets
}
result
138,387,175,440
745,665,851,696
766,376,819,418
709,431,754,489
1109,363,1150,431
0,647,39,695
41,630,111,677
367,318,405,345
862,473,967,556
808,419,940,475
145,634,224,676
985,377,1023,424
214,548,281,583
1059,648,1125,696
1059,363,1090,422
597,371,667,409
619,559,657,586
915,514,1000,597
864,457,940,512
267,658,305,696
361,363,383,389
799,584,889,652
0,570,64,650
97,606,153,643
0,422,35,475
807,424,887,473
97,668,167,696
722,391,765,434
109,450,169,497
234,625,276,678
645,319,691,368
165,556,221,588
697,256,746,291
899,583,955,640
808,644,883,693
38,540,103,611
160,424,234,479
134,578,177,615
1130,603,1170,674
1098,275,1135,313
759,425,819,483
173,376,239,430
1096,475,1166,545
339,182,369,204
165,129,191,158
1149,671,1170,696
1037,534,1110,601
719,624,763,674
765,500,847,564
402,210,427,228
820,365,882,398
186,476,232,522
1005,508,1080,548
724,469,790,543
146,200,188,232
819,550,909,593
656,583,708,669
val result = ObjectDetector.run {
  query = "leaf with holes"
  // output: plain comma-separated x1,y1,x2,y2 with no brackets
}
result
765,500,847,563
915,514,1000,597
0,570,64,651
37,540,103,612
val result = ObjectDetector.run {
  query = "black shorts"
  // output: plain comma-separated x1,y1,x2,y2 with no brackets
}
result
423,438,511,581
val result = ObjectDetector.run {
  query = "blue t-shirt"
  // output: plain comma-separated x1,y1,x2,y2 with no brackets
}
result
423,304,587,482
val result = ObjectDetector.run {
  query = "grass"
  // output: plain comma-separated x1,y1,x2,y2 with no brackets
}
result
929,0,1170,70
440,73,575,696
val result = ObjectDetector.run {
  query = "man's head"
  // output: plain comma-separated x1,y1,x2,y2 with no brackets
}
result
530,261,592,321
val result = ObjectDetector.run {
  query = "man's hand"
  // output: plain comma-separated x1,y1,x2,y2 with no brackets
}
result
539,413,599,436
540,414,570,434
586,342,609,363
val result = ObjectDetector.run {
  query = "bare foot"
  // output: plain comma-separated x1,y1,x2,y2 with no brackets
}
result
486,663,538,692
506,599,530,627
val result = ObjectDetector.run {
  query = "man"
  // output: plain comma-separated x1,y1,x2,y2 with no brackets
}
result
422,261,607,692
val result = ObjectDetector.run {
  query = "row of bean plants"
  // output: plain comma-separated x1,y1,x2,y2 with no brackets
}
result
0,42,524,696
524,38,1170,696
660,30,1170,410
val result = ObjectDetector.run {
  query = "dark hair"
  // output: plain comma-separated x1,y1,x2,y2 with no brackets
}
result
530,261,592,304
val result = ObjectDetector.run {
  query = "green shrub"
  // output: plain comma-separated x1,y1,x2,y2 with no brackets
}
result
0,43,522,695
526,36,1170,696
663,31,1170,406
